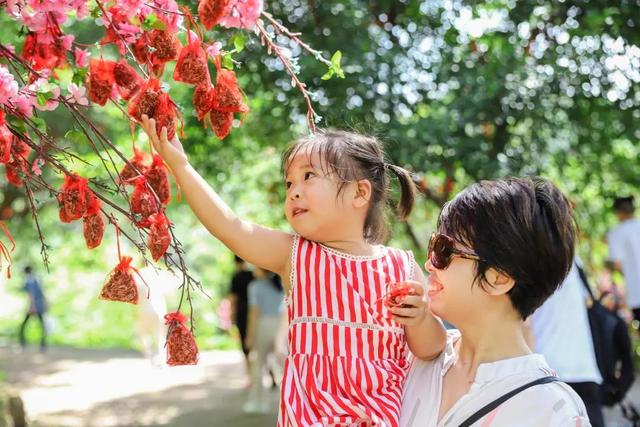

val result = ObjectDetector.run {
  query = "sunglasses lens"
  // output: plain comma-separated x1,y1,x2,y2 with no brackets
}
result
429,234,453,269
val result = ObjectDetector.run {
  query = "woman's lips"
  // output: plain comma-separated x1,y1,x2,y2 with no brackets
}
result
428,276,444,296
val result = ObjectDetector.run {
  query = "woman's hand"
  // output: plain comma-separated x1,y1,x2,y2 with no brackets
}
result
389,280,428,327
140,115,188,169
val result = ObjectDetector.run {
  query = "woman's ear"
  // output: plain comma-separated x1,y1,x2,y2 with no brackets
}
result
353,179,372,208
483,267,516,296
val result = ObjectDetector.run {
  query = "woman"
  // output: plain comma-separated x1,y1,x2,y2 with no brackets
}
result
400,177,592,426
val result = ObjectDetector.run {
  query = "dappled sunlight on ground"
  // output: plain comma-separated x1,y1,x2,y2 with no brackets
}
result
1,345,278,427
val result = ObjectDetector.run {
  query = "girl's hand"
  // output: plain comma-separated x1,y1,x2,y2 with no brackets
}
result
140,115,188,168
389,280,428,327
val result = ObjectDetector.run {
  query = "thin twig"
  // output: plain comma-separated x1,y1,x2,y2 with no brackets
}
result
256,21,317,132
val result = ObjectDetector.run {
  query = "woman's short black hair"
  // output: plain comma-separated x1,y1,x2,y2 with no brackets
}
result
437,177,576,319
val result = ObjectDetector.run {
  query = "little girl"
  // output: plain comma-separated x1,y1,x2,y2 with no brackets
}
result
141,117,446,427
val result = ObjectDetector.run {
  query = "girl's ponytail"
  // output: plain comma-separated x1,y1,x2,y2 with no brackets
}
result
386,163,416,221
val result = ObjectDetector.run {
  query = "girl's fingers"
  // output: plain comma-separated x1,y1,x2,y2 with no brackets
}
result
160,126,168,144
400,295,424,307
389,306,421,318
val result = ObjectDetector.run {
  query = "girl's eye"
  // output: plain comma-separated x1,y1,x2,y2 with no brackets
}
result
285,181,292,189
304,171,315,180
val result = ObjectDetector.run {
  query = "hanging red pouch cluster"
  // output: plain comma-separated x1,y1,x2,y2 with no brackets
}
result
128,78,162,122
154,93,178,140
164,311,199,366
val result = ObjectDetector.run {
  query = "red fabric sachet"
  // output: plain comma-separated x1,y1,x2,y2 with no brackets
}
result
154,93,178,140
173,35,210,85
165,311,199,366
119,147,150,184
145,154,171,205
128,78,162,122
87,59,116,106
198,0,232,30
130,176,159,228
114,60,143,100
210,109,234,140
147,211,171,261
100,256,140,304
57,173,91,223
193,83,215,122
212,67,249,113
83,193,104,249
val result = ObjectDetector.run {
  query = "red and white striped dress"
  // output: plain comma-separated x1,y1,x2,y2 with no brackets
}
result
278,235,415,427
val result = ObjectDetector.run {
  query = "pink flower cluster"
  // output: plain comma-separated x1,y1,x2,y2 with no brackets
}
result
220,0,263,29
0,65,34,118
5,0,88,32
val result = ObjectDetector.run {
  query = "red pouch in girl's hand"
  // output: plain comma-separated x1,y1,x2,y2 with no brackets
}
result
114,60,142,100
165,311,199,366
154,93,178,140
198,0,232,30
100,256,139,304
128,78,162,122
83,193,104,249
147,211,171,261
210,108,233,140
57,174,91,223
145,154,171,205
193,83,215,121
130,176,159,228
381,282,417,310
174,35,209,85
119,147,150,184
87,59,116,106
212,68,249,113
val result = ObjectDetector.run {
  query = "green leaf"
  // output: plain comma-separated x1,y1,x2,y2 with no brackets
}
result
331,50,342,68
56,67,74,86
72,68,88,85
31,117,47,132
64,129,88,145
36,92,48,106
142,13,165,31
222,53,234,70
232,34,246,53
321,69,334,80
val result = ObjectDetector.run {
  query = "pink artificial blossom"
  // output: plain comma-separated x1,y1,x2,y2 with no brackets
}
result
13,93,35,118
206,42,222,59
31,157,45,176
0,65,19,106
28,79,60,111
67,83,89,106
220,0,263,30
75,47,89,67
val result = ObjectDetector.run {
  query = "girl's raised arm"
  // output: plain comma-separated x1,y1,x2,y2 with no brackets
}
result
140,116,293,277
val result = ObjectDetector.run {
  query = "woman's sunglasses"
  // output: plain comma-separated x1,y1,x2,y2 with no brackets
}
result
427,233,483,270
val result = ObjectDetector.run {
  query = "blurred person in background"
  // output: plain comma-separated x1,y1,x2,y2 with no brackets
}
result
243,267,284,414
18,265,48,352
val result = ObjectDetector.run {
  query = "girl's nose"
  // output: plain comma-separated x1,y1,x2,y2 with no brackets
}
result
425,258,435,273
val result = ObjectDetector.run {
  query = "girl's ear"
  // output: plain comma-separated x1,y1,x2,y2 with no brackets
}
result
354,179,372,208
